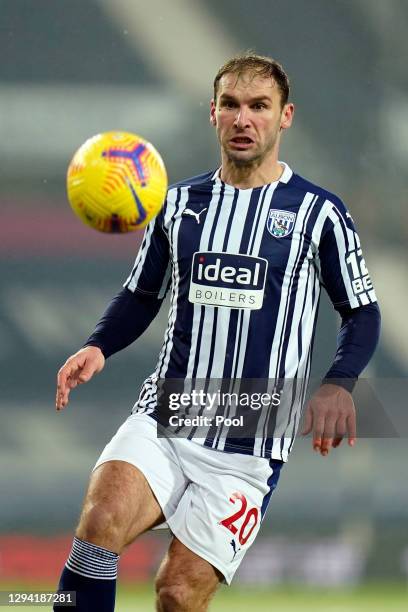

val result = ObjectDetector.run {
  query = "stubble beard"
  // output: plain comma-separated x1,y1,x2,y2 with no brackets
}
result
222,131,278,170
225,149,263,168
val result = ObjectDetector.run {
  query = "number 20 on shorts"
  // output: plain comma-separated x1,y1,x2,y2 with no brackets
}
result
219,492,259,546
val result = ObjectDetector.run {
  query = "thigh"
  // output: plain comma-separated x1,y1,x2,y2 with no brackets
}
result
76,413,188,552
94,413,189,522
78,460,165,548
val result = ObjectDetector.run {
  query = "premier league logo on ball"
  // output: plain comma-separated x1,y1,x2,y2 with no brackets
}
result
267,209,296,238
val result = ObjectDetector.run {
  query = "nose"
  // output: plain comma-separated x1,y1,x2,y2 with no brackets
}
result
233,107,250,128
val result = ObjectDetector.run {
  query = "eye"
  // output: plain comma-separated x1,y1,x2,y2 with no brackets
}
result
252,102,267,110
221,100,236,109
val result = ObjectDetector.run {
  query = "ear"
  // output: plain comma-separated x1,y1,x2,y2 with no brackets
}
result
280,103,294,131
210,99,217,126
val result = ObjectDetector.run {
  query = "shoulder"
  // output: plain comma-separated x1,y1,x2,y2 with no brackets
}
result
160,169,216,223
288,172,347,215
168,170,216,190
284,171,356,243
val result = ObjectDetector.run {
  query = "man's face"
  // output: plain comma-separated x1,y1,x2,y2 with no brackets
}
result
210,71,293,166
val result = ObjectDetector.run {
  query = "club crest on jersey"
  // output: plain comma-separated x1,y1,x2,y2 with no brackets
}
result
266,209,296,238
189,252,268,310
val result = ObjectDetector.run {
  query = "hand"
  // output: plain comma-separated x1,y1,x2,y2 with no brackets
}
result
301,383,356,456
56,346,105,410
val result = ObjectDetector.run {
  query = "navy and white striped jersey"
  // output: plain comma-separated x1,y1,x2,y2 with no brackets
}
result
124,162,377,461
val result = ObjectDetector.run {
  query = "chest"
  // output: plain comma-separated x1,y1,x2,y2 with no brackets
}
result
167,193,313,273
164,187,317,309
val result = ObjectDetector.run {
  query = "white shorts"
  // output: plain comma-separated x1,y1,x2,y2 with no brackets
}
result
94,412,283,584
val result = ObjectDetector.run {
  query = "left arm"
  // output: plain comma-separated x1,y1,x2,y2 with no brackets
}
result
302,302,381,455
302,199,381,455
324,302,381,390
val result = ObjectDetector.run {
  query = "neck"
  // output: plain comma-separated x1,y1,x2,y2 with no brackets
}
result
219,154,284,189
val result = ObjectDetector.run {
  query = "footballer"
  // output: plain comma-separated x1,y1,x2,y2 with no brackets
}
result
54,53,380,611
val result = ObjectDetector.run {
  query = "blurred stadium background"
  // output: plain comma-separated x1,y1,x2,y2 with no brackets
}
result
1,0,407,609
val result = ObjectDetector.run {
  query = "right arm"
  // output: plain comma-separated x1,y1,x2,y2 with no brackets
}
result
56,206,171,410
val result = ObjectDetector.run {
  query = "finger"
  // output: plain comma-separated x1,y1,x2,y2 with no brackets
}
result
56,386,71,410
320,416,337,456
320,437,333,456
58,357,80,380
347,414,357,446
67,363,91,388
313,437,322,452
56,376,69,410
301,405,313,435
77,362,95,384
68,378,79,390
57,362,78,392
332,416,347,448
56,383,72,410
312,414,325,451
56,362,79,410
336,416,347,438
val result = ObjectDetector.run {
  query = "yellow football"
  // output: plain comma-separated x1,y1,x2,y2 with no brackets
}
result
67,131,168,233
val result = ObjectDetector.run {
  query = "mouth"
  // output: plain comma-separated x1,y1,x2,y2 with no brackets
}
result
229,136,254,149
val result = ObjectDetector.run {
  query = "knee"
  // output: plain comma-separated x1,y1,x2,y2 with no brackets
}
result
155,574,217,612
156,583,194,611
76,502,127,551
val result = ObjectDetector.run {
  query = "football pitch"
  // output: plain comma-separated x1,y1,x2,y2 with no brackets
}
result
1,583,406,611
116,583,407,611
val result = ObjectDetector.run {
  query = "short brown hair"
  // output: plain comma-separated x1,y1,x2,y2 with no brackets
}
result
213,52,290,108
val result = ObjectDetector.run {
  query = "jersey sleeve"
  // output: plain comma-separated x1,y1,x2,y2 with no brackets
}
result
317,199,377,311
323,302,381,390
124,204,171,299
